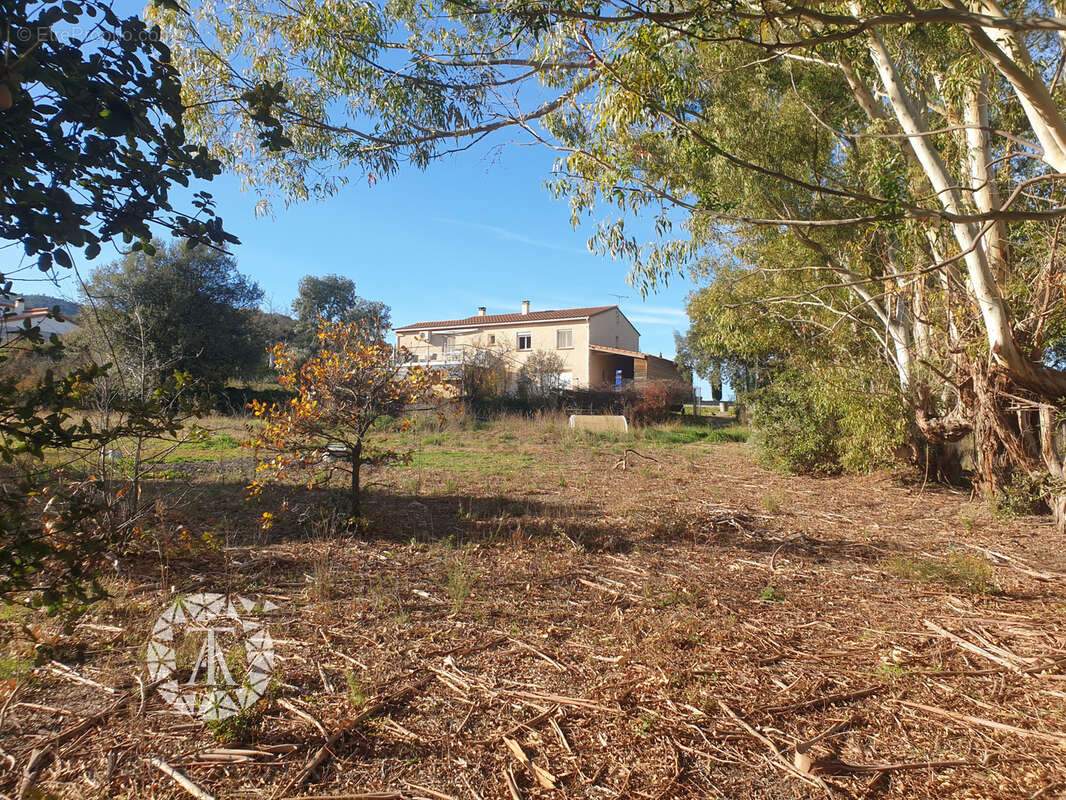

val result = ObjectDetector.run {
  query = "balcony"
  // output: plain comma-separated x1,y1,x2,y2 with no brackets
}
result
398,344,472,365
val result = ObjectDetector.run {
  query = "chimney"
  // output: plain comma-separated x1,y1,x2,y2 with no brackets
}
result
477,306,486,316
521,300,530,315
13,298,24,314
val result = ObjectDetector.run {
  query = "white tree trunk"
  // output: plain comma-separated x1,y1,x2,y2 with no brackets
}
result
963,79,1008,283
859,21,1056,391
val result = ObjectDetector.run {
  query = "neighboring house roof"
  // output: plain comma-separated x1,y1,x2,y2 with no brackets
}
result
0,301,77,340
589,343,678,365
395,305,618,332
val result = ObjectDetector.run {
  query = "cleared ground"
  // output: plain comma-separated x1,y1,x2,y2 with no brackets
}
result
2,415,1065,799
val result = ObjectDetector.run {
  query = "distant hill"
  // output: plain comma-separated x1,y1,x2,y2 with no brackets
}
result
13,294,80,318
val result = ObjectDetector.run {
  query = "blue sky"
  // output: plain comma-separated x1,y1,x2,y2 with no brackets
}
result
207,145,698,362
14,136,712,388
6,2,720,395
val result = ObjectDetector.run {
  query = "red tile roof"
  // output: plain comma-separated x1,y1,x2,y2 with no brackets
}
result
395,305,617,332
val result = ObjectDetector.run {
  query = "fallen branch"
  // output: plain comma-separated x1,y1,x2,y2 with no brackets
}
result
405,782,460,800
898,701,1066,744
503,635,569,673
149,757,216,800
46,661,117,694
924,621,1022,672
503,737,558,789
961,544,1063,581
719,700,829,792
272,672,430,798
804,756,974,775
17,747,52,800
23,677,164,754
504,764,522,800
278,697,329,738
613,448,660,471
762,685,882,715
277,794,402,800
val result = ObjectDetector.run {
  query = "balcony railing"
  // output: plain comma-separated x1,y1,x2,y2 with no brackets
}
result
397,344,474,365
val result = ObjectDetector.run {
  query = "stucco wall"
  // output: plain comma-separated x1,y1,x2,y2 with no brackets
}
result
587,308,640,351
397,319,592,387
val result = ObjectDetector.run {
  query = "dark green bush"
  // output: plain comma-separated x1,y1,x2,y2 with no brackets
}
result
750,367,906,475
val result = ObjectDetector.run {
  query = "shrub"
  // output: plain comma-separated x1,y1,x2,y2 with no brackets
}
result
750,367,906,474
213,384,294,415
993,471,1048,517
626,381,683,424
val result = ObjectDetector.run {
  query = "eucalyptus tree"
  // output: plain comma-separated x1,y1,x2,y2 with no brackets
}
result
153,0,1066,518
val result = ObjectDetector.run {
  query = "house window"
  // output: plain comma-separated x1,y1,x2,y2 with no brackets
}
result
615,335,619,346
556,329,573,349
488,334,496,345
517,332,532,351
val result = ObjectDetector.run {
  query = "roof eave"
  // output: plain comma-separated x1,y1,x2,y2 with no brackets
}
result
395,314,593,333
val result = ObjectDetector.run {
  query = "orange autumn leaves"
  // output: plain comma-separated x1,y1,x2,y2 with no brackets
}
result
247,319,441,521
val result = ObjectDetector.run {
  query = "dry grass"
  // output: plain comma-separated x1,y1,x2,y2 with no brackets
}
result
3,414,1066,799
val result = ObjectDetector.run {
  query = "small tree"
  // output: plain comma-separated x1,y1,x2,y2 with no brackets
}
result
0,319,199,616
517,351,565,398
460,345,509,415
249,320,439,519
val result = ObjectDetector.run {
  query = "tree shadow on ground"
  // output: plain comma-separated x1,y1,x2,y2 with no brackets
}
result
124,474,916,588
130,476,632,550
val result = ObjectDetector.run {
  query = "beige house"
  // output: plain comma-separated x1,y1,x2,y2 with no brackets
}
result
394,301,686,390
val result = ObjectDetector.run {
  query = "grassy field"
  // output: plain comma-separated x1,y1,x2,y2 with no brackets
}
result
3,411,1066,800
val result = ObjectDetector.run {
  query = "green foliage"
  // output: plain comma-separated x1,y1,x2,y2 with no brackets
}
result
345,669,368,707
637,423,748,445
444,554,476,615
1,0,235,267
0,331,111,614
761,491,785,514
152,0,1066,507
203,433,239,450
0,323,202,615
883,554,998,595
0,655,34,681
213,384,294,415
992,472,1049,518
206,704,263,743
750,368,907,475
77,241,264,391
0,0,237,619
758,584,785,603
291,274,390,352
875,662,908,680
674,330,723,401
